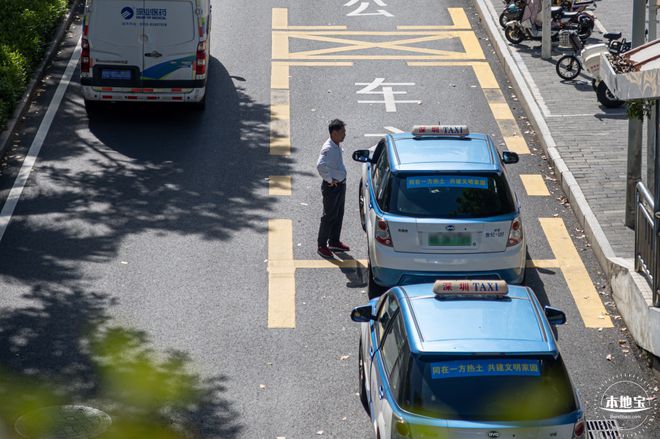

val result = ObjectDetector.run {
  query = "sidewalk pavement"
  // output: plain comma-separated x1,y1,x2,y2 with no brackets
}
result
474,0,660,361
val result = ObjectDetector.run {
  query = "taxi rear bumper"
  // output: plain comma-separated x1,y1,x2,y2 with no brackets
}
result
370,241,526,287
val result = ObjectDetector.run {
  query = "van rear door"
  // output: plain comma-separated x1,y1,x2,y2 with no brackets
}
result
141,0,198,83
88,0,144,85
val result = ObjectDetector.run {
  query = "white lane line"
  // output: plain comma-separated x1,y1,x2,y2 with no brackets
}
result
0,39,81,243
384,126,403,133
364,133,385,137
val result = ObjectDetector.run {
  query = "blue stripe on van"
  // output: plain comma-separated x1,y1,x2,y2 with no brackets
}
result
142,55,196,80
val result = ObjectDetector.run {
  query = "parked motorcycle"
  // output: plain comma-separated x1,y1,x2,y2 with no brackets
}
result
500,0,596,31
503,0,594,42
555,31,631,107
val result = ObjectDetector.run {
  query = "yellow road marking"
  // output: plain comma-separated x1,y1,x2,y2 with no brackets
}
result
268,220,296,328
294,259,368,269
270,97,291,156
540,218,613,328
269,176,292,196
398,8,472,30
408,61,531,154
271,63,290,89
526,259,559,268
272,8,288,29
273,30,486,61
521,174,551,196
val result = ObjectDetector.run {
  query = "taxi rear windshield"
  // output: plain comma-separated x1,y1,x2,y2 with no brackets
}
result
387,173,515,218
398,356,577,421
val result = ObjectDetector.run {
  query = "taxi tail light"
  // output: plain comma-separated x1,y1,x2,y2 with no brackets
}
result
195,40,207,76
375,216,393,247
507,216,523,247
81,38,90,74
572,418,586,438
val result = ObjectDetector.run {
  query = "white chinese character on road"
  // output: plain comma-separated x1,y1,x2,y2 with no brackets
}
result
633,395,647,409
619,396,633,409
355,78,420,112
344,0,394,17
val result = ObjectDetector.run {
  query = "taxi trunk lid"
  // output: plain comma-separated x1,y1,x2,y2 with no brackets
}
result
388,217,512,254
386,172,518,253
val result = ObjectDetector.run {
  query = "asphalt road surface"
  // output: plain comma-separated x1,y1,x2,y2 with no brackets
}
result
0,1,656,438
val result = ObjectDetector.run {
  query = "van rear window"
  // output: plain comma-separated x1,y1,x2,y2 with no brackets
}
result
389,173,516,218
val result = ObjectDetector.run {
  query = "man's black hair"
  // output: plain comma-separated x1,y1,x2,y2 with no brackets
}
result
328,119,346,135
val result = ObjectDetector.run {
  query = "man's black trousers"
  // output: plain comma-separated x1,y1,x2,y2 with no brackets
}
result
317,180,346,247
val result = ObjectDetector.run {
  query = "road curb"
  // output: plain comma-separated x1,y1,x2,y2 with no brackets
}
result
0,0,82,158
472,0,660,358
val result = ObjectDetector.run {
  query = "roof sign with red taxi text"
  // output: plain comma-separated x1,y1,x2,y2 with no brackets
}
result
432,280,509,297
411,125,469,137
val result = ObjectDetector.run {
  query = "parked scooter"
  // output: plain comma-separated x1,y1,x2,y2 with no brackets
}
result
555,30,631,107
500,0,595,35
504,0,594,43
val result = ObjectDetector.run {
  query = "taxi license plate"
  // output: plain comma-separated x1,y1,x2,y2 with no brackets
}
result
428,232,472,247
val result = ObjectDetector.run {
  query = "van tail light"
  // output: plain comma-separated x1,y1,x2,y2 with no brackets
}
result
507,216,523,247
195,40,207,76
375,216,393,247
572,417,586,438
81,38,90,74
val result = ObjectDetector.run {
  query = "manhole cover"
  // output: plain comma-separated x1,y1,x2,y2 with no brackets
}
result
15,405,111,439
587,419,621,438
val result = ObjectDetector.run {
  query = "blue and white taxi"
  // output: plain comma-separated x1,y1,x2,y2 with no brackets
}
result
352,125,525,298
351,280,586,439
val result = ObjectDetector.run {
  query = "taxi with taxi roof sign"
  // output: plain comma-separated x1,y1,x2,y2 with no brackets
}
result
352,124,525,298
350,280,585,439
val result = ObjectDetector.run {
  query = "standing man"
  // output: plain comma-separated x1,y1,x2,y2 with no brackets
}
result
316,119,350,258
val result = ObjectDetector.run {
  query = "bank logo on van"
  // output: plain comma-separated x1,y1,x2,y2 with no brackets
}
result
121,6,166,21
121,7,134,20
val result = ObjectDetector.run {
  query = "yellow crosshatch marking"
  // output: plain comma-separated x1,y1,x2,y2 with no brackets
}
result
272,8,485,62
274,31,485,61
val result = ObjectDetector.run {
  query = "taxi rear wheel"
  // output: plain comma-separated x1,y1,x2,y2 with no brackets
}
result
367,263,386,299
358,340,369,414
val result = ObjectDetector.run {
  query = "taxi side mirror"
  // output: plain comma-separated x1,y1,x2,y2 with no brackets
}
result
352,150,372,163
544,306,567,325
351,305,374,322
502,151,519,164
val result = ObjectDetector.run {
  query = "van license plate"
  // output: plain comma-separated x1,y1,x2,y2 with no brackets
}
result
428,232,472,247
101,69,132,80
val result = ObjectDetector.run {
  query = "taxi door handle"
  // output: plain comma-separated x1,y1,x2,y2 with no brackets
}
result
145,51,162,58
378,386,385,400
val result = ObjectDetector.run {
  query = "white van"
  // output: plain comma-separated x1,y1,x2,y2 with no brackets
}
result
80,0,211,112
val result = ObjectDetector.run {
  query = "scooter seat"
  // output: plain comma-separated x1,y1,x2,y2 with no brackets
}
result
604,32,622,41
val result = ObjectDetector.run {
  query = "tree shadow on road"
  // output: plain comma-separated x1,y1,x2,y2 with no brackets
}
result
0,56,312,286
0,285,242,439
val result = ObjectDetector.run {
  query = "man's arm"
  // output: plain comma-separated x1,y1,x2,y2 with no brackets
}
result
317,146,338,185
